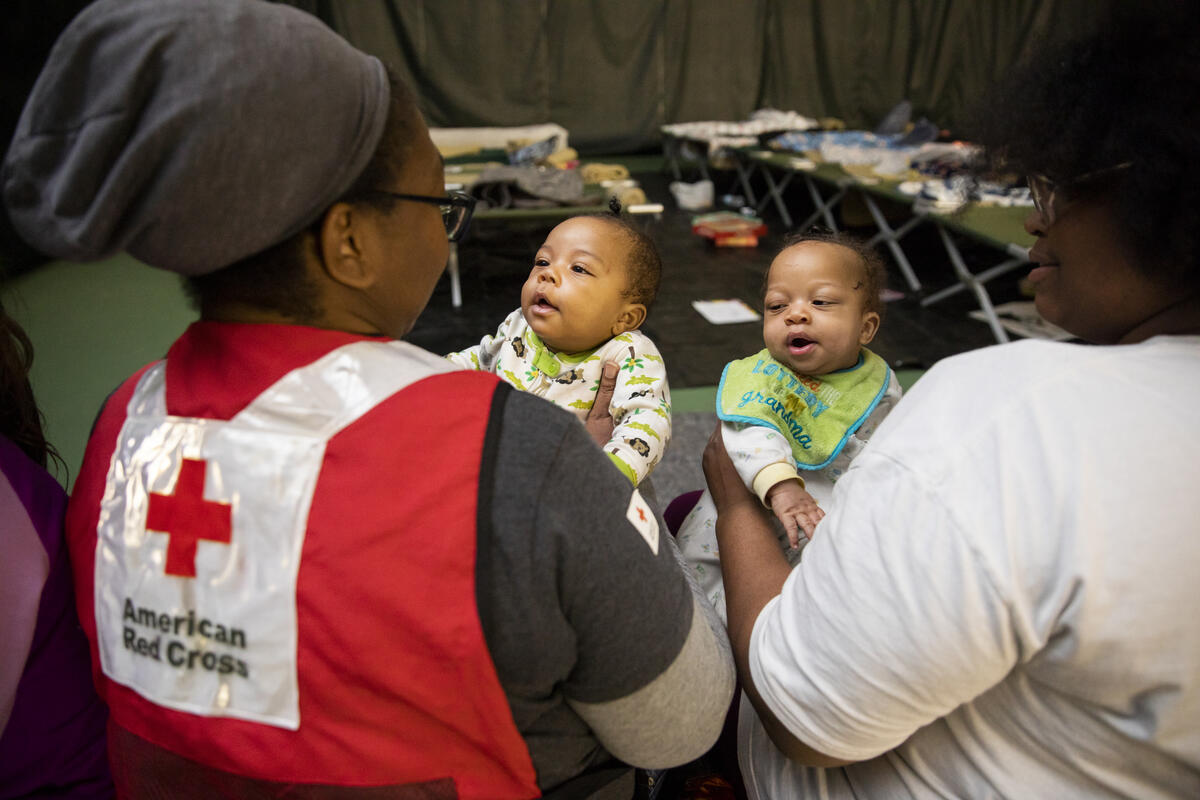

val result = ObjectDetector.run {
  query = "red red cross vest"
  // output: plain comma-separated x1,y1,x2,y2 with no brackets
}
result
65,327,540,798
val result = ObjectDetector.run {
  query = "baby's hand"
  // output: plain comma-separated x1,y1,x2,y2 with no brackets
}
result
765,479,824,548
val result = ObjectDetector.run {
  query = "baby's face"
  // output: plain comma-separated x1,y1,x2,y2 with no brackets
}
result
521,217,641,353
762,242,880,376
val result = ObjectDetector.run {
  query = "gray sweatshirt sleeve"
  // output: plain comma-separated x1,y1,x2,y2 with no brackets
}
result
476,386,735,790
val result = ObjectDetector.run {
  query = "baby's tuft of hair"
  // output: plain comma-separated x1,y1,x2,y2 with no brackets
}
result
586,200,662,312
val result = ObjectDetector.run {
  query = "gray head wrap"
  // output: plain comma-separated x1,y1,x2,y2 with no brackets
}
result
2,0,390,275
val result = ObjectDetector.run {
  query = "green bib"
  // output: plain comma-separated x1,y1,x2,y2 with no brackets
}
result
717,348,891,470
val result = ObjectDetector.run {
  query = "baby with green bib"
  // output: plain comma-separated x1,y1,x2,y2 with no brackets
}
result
677,232,903,622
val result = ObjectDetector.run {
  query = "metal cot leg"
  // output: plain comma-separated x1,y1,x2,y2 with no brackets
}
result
806,175,843,231
756,166,795,228
861,192,924,293
923,224,1018,343
794,176,848,234
734,155,758,207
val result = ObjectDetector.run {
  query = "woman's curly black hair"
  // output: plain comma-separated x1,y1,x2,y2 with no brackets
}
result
966,1,1200,292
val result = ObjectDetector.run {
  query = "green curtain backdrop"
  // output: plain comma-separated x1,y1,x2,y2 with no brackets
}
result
0,0,1103,271
297,0,1101,153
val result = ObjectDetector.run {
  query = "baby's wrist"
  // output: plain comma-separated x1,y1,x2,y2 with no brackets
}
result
754,463,803,506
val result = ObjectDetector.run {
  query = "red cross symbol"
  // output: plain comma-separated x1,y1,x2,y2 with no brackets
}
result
146,458,232,578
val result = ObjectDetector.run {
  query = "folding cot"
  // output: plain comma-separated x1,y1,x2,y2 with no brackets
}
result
441,164,662,309
433,125,663,308
443,195,663,308
659,114,1041,343
659,110,821,194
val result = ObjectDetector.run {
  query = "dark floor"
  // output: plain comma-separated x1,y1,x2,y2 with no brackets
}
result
408,159,1029,390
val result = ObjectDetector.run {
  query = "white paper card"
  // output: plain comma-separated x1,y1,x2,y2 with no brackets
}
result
692,299,762,325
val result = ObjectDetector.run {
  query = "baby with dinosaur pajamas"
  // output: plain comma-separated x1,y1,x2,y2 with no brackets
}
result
447,210,670,486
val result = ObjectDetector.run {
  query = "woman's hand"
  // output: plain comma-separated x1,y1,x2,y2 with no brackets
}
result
702,423,758,515
705,424,851,768
583,361,619,447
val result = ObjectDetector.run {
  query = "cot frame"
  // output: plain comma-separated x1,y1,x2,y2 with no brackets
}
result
444,202,664,309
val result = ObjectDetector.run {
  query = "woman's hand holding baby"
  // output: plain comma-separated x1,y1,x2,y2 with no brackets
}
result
703,424,760,517
584,360,620,447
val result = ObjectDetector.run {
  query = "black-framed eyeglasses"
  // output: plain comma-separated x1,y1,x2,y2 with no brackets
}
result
1027,161,1133,226
361,189,476,242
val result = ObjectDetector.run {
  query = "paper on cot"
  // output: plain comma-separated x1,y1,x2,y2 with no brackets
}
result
692,299,762,325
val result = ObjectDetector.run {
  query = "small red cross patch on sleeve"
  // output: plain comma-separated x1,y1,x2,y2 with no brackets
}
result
146,458,233,577
625,490,659,555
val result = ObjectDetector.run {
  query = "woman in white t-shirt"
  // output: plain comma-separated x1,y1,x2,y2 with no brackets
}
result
705,4,1200,798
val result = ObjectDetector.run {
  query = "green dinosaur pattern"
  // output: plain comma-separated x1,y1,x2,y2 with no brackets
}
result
627,421,661,440
503,370,526,390
444,308,671,488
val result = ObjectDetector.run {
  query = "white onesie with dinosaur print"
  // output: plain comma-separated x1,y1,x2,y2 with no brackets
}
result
447,308,671,486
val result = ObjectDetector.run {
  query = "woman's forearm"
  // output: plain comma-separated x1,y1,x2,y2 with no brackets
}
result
715,500,853,768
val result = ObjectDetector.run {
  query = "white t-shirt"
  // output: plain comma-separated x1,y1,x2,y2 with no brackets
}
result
744,335,1200,799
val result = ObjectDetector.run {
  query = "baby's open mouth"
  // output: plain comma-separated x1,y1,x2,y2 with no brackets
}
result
788,335,814,349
